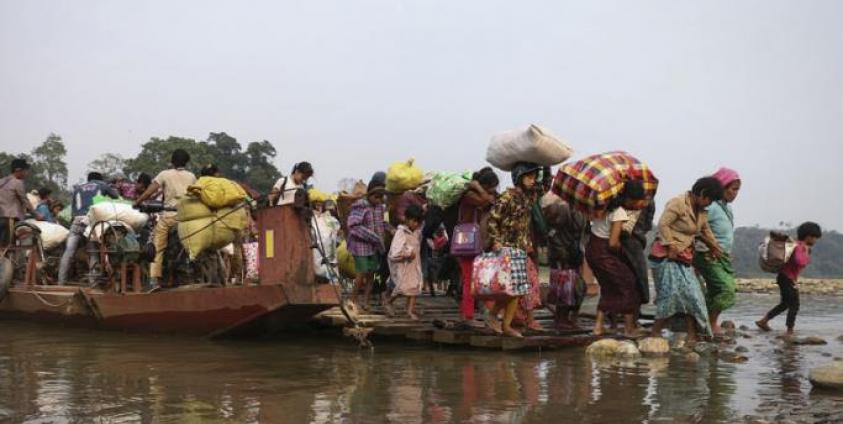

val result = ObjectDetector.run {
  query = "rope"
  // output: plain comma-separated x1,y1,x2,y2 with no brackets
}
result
32,290,77,308
178,202,249,243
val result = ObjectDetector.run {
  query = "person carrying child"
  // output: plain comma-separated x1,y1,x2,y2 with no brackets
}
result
385,205,425,320
756,222,822,336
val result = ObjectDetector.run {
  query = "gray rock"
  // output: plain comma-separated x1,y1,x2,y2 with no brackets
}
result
735,345,749,353
637,337,671,356
719,351,749,364
739,325,750,331
791,336,828,346
822,352,833,358
837,335,843,343
684,352,701,363
694,342,719,356
809,362,843,391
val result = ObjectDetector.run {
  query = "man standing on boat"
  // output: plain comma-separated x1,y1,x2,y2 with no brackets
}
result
134,149,196,292
58,172,120,286
0,159,40,248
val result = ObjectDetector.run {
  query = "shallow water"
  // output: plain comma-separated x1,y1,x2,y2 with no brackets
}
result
1,294,842,423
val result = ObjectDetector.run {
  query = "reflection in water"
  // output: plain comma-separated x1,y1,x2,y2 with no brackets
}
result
2,296,843,423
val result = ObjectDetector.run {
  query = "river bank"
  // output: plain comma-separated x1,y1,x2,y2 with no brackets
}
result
736,278,843,296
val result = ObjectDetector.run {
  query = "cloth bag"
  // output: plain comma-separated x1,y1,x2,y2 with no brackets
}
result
547,268,584,307
471,247,530,299
758,231,797,273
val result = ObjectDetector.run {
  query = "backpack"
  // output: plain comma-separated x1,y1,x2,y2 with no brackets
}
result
758,231,797,273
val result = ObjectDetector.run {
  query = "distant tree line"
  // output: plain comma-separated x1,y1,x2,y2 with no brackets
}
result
732,226,843,278
1,131,285,198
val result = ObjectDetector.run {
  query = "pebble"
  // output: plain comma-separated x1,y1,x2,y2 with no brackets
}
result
735,345,749,353
739,324,750,331
684,352,701,363
694,342,719,356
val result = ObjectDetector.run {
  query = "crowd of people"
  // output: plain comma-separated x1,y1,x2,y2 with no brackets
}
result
0,150,824,342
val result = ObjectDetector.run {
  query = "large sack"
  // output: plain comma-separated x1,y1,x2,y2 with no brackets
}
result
486,124,573,171
178,217,216,259
758,231,796,273
311,214,339,280
308,188,330,204
427,171,472,208
26,220,69,251
187,176,247,209
176,195,214,222
214,206,249,232
27,192,39,211
88,202,149,231
386,158,424,193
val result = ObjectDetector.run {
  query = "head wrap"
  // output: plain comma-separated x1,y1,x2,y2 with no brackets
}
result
712,167,740,188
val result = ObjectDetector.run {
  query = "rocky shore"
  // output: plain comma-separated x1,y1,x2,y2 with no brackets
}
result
736,278,843,296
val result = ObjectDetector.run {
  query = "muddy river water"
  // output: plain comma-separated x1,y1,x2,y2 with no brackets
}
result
1,294,842,423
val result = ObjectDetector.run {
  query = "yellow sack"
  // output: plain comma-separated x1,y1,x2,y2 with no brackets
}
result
385,158,424,193
188,176,247,209
308,188,329,203
337,241,356,279
215,206,248,232
176,195,214,222
178,217,215,259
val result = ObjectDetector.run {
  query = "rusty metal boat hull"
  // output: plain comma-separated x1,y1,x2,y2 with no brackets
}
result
0,284,339,338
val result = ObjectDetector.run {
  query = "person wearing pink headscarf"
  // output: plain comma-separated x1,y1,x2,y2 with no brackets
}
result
693,167,742,336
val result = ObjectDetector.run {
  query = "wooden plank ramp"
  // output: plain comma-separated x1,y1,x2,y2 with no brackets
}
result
312,294,600,351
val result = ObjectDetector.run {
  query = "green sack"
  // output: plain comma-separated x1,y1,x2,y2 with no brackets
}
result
427,171,472,208
92,193,132,205
57,205,72,227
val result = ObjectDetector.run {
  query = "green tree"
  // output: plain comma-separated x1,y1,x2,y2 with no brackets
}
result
204,132,247,181
243,140,282,194
87,153,128,177
31,133,69,192
124,136,214,177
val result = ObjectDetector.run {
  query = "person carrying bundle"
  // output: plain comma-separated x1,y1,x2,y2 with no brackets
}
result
134,149,196,291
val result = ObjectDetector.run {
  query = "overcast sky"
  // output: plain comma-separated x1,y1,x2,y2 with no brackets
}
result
1,0,841,230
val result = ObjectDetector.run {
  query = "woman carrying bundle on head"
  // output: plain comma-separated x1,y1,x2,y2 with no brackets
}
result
586,180,649,337
486,162,541,338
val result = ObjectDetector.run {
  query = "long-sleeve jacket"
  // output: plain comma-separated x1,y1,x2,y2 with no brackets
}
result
488,188,536,253
346,198,386,257
657,192,718,252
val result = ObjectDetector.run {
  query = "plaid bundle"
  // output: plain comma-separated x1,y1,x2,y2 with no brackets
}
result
471,247,531,299
552,151,658,212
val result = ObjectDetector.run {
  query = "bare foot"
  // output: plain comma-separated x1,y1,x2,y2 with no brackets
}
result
407,312,420,321
755,320,772,332
503,328,524,338
485,318,503,335
527,320,543,331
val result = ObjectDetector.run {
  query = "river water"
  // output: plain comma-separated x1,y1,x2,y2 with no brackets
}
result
1,294,842,423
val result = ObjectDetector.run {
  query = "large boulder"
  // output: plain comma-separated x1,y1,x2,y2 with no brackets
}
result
586,339,621,357
616,340,641,358
638,337,670,356
810,362,843,391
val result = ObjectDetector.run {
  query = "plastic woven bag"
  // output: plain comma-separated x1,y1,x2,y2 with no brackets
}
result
187,176,247,209
386,158,424,193
427,171,472,208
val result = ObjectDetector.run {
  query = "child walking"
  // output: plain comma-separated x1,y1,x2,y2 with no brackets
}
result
385,205,425,320
756,222,822,335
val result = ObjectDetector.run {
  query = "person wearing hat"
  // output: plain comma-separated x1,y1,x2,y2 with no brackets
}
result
0,159,40,247
485,162,543,338
347,173,388,311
